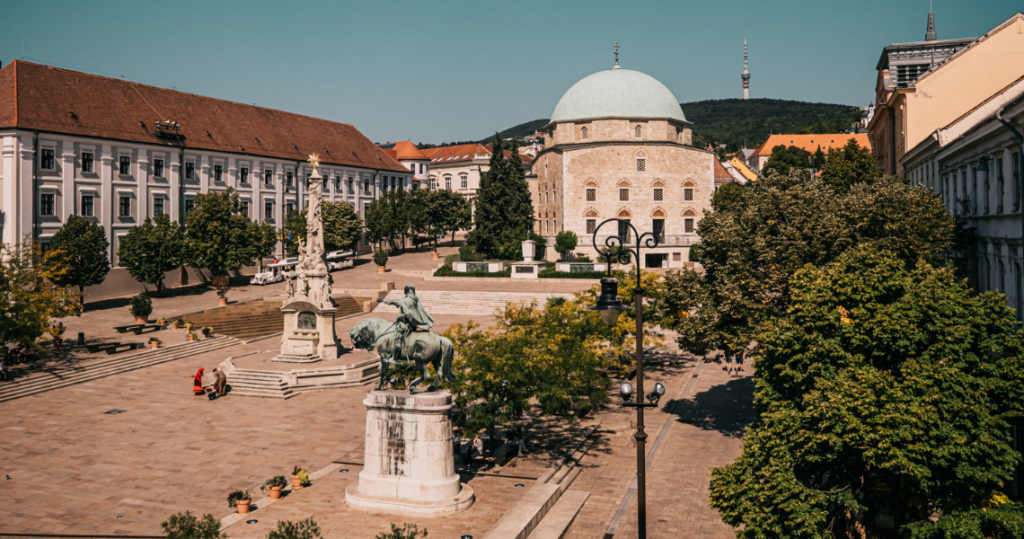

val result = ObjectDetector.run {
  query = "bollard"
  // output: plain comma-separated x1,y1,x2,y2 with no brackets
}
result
77,332,85,346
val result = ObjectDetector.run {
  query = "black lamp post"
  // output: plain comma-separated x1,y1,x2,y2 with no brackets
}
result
588,218,665,539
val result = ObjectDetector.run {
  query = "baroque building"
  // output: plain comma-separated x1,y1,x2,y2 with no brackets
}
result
532,55,721,268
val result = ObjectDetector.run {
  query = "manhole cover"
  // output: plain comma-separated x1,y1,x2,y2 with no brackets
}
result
339,469,350,473
246,519,258,524
104,409,126,415
514,483,525,488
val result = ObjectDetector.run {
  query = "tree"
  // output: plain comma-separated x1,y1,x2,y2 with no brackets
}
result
811,145,826,170
267,518,322,539
283,208,306,257
365,190,409,252
183,189,270,274
49,215,110,297
0,239,81,347
820,138,883,193
376,523,428,539
709,246,1024,539
761,144,812,175
117,214,186,292
425,189,471,248
468,135,534,258
554,231,578,261
663,171,956,356
160,511,225,539
282,201,362,257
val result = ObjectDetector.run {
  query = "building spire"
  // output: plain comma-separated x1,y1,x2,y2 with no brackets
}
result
613,42,621,69
741,37,751,100
925,1,937,41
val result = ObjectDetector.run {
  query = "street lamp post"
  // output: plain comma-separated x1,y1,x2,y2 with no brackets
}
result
588,218,666,539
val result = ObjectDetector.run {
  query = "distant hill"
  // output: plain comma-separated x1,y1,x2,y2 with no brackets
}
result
456,99,862,153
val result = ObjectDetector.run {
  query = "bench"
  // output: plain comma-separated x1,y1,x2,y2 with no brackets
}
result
491,442,516,467
113,324,146,334
103,343,141,355
131,325,163,335
86,343,120,354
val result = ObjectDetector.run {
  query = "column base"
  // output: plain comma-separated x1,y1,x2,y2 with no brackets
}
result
345,483,474,516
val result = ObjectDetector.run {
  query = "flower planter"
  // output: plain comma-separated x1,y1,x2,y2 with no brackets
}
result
431,252,440,260
377,266,386,273
291,475,305,489
218,298,228,307
188,335,196,342
135,316,149,325
236,500,251,514
268,485,284,500
151,342,159,350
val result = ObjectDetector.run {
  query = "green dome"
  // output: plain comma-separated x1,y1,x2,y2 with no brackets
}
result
550,67,687,124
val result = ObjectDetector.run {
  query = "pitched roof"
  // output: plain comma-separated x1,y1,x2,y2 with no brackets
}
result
421,143,491,163
728,157,759,182
0,61,408,173
751,133,872,157
378,140,429,161
713,157,732,180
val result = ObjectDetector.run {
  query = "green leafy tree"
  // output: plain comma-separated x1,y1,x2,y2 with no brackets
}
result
266,518,322,539
820,138,883,193
365,190,410,252
811,145,826,169
902,502,1024,539
117,214,186,292
468,135,534,258
761,144,812,175
0,239,81,347
425,189,471,248
709,246,1024,539
283,208,306,257
376,523,428,539
554,231,578,261
664,171,956,356
281,201,362,257
160,511,225,539
49,215,110,297
184,189,270,274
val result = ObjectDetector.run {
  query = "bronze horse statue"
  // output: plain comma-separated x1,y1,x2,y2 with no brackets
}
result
349,317,455,393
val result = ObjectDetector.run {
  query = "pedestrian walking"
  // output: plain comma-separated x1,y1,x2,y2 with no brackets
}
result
723,349,735,375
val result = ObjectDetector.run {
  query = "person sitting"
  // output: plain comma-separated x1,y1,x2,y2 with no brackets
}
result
192,367,206,395
212,368,227,396
470,434,484,469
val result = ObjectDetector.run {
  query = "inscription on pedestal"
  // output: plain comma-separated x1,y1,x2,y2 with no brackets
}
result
297,312,317,329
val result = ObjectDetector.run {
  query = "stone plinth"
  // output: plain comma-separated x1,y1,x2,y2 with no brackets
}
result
511,262,547,279
275,280,339,363
346,390,474,515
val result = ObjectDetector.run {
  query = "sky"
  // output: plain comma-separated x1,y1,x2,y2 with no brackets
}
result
1,0,1020,144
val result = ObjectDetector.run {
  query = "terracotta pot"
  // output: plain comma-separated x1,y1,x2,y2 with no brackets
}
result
236,500,251,514
217,297,228,307
291,475,304,489
188,335,196,342
173,323,181,330
135,316,149,324
53,339,63,349
377,266,386,273
151,342,159,349
431,252,440,259
268,485,283,500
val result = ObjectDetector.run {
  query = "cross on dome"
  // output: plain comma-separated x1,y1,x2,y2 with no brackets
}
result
613,43,621,69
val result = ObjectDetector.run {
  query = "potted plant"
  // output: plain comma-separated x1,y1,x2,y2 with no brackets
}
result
291,466,311,489
156,317,167,327
262,475,287,500
129,293,153,324
187,331,199,342
185,321,195,333
47,322,66,349
149,337,162,350
173,318,183,330
202,326,213,338
227,490,251,514
374,249,389,273
212,275,231,307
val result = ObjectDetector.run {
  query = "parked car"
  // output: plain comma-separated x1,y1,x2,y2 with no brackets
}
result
326,250,355,271
250,258,298,285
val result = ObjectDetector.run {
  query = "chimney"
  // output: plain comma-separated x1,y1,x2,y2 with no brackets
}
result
925,10,937,41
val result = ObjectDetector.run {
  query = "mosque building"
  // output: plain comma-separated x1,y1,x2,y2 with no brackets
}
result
532,48,720,268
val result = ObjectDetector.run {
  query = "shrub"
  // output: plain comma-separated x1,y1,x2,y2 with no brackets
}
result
376,523,428,539
458,245,485,262
262,475,287,490
226,490,250,508
267,518,322,539
433,264,511,278
554,231,578,261
373,249,389,267
211,275,230,298
129,293,153,318
538,268,608,279
161,511,225,539
547,297,567,308
575,254,592,262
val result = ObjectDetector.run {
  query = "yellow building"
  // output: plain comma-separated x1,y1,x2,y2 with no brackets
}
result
870,12,1024,176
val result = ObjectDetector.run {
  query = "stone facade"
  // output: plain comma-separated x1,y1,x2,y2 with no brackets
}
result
534,118,714,268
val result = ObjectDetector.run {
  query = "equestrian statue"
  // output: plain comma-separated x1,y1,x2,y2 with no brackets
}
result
348,285,455,393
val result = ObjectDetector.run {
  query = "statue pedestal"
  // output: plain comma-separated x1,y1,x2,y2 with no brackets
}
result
346,390,474,515
274,293,339,363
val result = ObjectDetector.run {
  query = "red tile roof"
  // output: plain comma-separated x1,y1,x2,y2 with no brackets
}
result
421,143,491,163
378,140,429,161
713,157,732,180
751,133,872,157
0,61,408,173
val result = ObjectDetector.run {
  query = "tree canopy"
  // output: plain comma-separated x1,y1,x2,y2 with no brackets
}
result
425,189,472,247
364,189,410,252
183,189,275,274
49,215,110,297
282,200,363,257
117,214,186,291
762,144,812,176
467,135,534,258
820,138,882,193
0,240,81,347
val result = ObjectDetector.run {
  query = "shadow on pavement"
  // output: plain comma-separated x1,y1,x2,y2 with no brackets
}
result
666,374,755,439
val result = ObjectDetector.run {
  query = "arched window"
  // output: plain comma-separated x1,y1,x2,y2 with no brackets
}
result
444,176,452,190
635,125,642,138
581,126,588,140
635,151,647,172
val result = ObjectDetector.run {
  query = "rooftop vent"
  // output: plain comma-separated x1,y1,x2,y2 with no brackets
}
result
155,120,183,140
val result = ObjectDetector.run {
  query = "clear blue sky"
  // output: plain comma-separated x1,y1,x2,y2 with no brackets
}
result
1,1,1019,144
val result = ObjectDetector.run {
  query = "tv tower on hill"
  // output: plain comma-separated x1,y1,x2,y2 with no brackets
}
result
742,37,751,100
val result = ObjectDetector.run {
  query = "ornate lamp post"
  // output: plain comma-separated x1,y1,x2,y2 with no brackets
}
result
588,218,666,539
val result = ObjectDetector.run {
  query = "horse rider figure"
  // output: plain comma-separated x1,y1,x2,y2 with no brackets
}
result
377,285,434,362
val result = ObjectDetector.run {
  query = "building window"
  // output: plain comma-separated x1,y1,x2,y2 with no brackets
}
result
41,149,55,170
997,158,1004,214
82,152,94,173
81,195,94,217
636,157,646,172
335,177,341,191
154,158,164,177
445,176,452,190
364,178,371,193
265,201,274,220
185,162,195,180
429,177,436,190
654,188,663,201
286,172,293,188
214,164,223,182
635,125,642,139
119,196,131,217
684,188,693,201
685,218,695,233
265,169,273,186
460,175,468,189
240,167,249,183
154,197,164,217
286,202,295,215
240,200,249,217
420,163,426,174
118,155,130,175
619,188,629,202
581,126,588,140
40,193,55,216
1014,153,1021,212
553,190,557,203
347,178,354,193
586,188,596,201
586,219,596,234
185,198,194,214
364,203,371,222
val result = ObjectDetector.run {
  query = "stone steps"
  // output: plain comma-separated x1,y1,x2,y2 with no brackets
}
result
0,336,241,403
528,490,590,539
374,291,575,316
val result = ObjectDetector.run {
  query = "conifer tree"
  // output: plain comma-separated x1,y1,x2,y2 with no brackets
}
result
468,135,535,258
